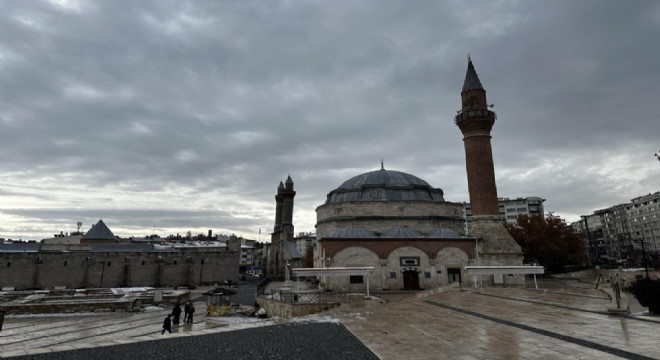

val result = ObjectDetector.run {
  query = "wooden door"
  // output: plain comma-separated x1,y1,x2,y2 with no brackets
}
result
403,271,419,290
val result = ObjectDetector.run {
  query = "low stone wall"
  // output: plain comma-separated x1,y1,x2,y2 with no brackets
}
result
1,300,135,314
0,290,190,314
256,297,341,319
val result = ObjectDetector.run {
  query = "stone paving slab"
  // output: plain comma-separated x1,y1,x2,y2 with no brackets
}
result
337,286,660,360
1,282,658,359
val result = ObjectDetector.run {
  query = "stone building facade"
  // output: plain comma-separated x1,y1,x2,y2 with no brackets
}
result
0,246,240,290
315,167,478,292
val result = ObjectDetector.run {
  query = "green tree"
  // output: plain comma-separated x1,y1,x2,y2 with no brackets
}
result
504,214,587,273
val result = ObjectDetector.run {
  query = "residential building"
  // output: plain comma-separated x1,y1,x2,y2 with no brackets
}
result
464,196,545,232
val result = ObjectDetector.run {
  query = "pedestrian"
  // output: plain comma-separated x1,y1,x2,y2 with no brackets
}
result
161,314,172,334
184,301,191,323
172,303,182,326
188,303,195,324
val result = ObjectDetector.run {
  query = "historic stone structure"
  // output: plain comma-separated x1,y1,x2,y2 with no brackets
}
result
314,166,477,292
264,176,302,276
0,220,241,290
0,248,239,290
455,57,523,282
309,58,525,291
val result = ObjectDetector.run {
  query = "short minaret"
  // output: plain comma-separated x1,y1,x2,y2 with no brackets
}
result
455,57,522,281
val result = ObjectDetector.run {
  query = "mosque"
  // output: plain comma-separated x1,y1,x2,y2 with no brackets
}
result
265,58,526,291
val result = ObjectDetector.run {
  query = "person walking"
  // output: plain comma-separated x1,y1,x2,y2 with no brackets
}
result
161,314,172,334
187,303,195,324
172,303,182,326
183,301,191,323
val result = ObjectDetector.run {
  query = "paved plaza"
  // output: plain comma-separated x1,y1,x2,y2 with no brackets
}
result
1,279,659,359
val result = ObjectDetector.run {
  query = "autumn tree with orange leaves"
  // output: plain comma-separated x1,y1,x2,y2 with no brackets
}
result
504,214,587,273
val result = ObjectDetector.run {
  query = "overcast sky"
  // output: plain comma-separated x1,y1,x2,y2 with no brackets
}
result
1,0,659,241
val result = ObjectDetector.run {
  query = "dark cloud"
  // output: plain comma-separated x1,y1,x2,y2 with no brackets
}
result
1,0,659,240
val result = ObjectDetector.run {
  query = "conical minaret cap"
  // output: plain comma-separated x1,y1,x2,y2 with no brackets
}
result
462,57,484,91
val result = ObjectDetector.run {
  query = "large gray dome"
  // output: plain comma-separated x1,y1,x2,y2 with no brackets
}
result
325,169,445,204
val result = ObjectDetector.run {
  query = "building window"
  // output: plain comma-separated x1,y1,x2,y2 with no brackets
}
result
399,257,420,266
141,260,146,265
173,260,177,265
424,272,431,279
390,272,396,279
7,262,11,268
64,261,68,267
349,275,363,284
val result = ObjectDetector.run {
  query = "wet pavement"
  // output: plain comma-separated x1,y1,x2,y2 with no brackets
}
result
336,282,660,359
1,280,659,359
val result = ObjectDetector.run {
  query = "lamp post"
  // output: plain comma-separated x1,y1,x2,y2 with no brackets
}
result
636,239,650,280
99,260,107,288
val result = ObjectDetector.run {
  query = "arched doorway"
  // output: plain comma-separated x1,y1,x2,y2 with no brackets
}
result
402,270,419,290
447,267,462,283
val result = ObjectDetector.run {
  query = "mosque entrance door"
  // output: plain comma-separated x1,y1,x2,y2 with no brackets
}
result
402,271,419,290
447,268,461,283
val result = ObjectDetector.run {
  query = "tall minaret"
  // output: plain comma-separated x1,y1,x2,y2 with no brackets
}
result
267,176,296,277
455,57,522,279
281,175,296,237
273,181,285,234
455,56,499,216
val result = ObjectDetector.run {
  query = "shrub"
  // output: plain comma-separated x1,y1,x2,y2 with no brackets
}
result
627,278,660,314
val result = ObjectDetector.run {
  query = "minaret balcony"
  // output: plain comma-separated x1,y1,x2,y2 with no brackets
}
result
454,109,496,126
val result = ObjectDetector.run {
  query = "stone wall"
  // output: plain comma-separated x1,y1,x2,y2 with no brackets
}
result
256,297,341,319
316,201,466,238
319,243,472,291
0,250,240,290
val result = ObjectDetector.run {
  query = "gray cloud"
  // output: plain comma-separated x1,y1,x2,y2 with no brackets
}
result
1,0,659,240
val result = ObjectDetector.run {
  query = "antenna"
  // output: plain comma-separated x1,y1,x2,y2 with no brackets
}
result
77,222,82,232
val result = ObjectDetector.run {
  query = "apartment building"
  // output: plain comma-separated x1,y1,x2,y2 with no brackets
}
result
464,196,545,232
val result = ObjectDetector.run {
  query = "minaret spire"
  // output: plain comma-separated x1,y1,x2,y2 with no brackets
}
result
462,56,484,92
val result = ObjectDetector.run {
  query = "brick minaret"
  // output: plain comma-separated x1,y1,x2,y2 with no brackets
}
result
455,57,522,282
455,57,499,216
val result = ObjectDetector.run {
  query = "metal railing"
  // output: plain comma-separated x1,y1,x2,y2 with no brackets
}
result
261,290,348,304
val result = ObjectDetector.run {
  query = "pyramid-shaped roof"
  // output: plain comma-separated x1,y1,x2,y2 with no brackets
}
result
81,219,117,241
462,58,484,91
